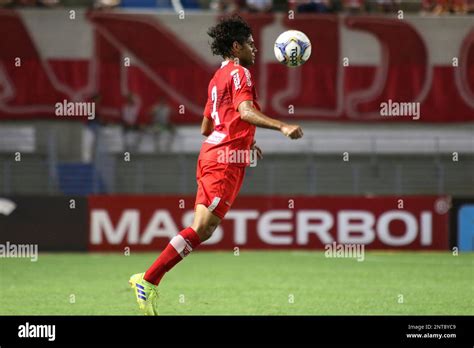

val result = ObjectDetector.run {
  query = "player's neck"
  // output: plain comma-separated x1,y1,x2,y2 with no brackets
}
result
225,57,249,68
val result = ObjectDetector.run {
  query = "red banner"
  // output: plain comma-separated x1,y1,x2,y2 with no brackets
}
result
0,10,473,123
88,195,450,251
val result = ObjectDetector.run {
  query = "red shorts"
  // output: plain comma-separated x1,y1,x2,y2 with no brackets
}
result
194,159,246,219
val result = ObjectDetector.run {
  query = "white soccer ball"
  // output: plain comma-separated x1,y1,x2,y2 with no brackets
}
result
274,30,312,68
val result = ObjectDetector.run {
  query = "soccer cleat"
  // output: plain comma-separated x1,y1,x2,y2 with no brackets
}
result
128,272,159,316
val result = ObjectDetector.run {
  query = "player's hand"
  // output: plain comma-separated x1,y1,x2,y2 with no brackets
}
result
280,124,303,139
251,140,263,160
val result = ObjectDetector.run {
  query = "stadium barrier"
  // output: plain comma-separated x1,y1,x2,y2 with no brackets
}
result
0,195,455,251
88,195,450,251
0,196,88,251
450,197,474,251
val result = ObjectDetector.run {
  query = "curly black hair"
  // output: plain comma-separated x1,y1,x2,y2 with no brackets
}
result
207,15,253,59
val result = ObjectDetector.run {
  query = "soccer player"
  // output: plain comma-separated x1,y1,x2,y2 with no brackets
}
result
129,15,304,315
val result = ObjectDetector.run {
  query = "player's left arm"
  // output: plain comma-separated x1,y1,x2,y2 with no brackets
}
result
201,116,214,136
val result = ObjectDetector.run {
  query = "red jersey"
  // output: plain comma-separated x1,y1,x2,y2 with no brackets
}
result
199,60,259,167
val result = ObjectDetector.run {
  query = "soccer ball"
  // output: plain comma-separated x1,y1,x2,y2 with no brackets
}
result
274,30,311,68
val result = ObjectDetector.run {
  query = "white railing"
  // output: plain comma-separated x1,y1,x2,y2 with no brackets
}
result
92,124,474,155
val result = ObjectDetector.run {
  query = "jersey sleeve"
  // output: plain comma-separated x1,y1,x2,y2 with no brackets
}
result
231,66,254,111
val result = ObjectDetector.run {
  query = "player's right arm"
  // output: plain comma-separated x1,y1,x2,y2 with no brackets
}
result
232,67,303,140
238,101,303,139
201,82,214,136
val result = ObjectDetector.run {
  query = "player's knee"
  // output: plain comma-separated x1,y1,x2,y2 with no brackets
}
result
195,223,218,242
204,223,218,240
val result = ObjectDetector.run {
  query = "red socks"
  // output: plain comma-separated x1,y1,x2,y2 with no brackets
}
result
143,227,202,286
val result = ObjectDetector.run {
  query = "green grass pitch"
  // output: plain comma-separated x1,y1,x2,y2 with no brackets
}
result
0,251,472,315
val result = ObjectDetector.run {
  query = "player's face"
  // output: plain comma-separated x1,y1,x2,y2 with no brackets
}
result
237,35,257,67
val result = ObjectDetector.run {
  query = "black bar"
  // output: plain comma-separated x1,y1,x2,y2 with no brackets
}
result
0,316,472,346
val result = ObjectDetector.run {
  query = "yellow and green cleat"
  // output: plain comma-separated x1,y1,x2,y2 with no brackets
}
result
128,273,159,316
